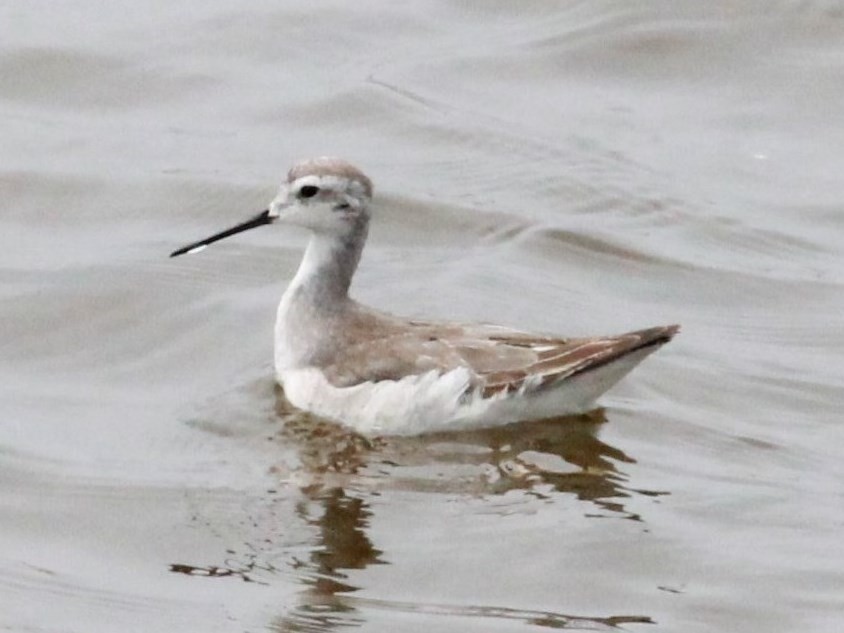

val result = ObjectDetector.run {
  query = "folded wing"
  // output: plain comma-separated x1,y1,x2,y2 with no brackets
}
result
323,313,678,398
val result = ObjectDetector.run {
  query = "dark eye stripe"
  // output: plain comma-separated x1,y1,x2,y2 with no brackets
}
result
299,185,319,198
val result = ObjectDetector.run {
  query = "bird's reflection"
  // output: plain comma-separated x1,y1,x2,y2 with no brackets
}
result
174,377,659,630
271,487,381,631
270,392,660,631
272,472,653,632
276,388,663,519
299,487,384,594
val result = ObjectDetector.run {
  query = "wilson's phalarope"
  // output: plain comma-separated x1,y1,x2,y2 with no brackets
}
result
171,157,678,435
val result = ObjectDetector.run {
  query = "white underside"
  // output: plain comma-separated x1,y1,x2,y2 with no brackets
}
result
277,346,656,436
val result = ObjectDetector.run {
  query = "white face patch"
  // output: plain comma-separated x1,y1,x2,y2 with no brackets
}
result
268,172,370,234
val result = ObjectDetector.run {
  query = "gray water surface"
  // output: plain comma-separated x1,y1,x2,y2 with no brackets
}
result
2,2,843,632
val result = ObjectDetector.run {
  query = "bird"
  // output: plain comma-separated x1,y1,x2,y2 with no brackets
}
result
170,157,678,435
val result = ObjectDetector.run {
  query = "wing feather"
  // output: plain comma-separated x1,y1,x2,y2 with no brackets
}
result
320,308,679,398
478,325,679,397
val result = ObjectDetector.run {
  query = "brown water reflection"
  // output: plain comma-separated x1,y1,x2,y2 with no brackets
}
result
181,393,664,630
273,423,656,631
168,386,665,629
277,392,664,518
275,487,653,632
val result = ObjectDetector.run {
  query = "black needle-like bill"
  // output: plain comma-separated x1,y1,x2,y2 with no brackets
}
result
169,209,274,257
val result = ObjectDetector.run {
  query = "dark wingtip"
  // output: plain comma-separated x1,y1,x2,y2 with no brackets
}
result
640,324,681,348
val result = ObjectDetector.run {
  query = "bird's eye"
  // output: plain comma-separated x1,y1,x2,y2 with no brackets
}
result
299,185,319,199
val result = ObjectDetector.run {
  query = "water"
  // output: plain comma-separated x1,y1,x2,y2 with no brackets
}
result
1,1,842,631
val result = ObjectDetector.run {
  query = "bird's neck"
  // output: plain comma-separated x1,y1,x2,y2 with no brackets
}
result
274,223,368,373
282,222,368,311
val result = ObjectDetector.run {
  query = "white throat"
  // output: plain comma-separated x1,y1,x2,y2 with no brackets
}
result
286,225,367,305
274,223,368,372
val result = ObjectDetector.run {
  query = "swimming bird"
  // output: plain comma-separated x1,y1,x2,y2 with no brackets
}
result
171,157,678,435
